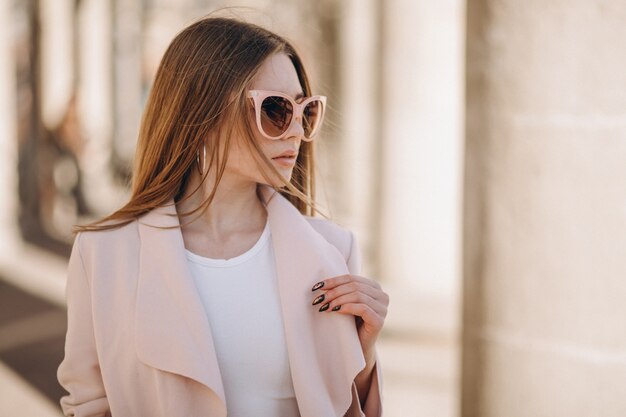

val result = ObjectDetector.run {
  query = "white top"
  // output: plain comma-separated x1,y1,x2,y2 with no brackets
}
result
185,218,301,417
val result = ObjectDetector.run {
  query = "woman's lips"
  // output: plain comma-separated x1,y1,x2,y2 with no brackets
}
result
272,155,297,166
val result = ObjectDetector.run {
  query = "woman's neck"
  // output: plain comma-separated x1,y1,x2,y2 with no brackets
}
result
176,174,267,241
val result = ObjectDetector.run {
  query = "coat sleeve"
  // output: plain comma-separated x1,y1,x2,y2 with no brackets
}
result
56,233,111,417
344,230,384,417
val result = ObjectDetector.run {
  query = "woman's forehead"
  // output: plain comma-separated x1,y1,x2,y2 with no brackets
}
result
250,53,304,97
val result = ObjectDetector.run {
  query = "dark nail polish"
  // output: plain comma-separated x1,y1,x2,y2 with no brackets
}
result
332,305,341,311
311,281,324,291
312,294,325,305
319,302,330,312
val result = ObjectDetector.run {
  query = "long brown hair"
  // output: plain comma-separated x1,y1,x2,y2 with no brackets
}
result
73,16,324,234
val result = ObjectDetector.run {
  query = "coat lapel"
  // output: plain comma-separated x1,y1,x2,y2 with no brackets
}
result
135,184,366,417
135,200,227,415
259,185,366,416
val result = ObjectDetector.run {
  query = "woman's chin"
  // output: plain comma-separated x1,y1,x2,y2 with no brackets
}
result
264,171,293,188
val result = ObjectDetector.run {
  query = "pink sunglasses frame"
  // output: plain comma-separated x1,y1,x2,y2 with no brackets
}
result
247,90,327,141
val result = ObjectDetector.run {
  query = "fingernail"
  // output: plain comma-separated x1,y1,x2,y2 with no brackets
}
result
318,302,330,312
312,294,325,305
332,305,341,311
311,281,324,291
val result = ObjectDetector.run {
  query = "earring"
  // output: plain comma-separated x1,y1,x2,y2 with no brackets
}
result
196,143,206,175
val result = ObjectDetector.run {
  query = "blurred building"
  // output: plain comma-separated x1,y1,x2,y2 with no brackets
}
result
1,0,624,417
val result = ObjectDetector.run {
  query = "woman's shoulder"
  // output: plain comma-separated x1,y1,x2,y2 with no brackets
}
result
303,215,355,260
304,215,350,234
73,217,140,256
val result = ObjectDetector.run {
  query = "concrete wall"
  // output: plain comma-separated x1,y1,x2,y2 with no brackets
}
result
462,1,626,416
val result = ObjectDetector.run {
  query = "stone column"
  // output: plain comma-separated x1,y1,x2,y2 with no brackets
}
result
0,0,20,250
112,0,143,165
462,1,626,416
336,0,379,272
77,0,128,215
338,1,465,415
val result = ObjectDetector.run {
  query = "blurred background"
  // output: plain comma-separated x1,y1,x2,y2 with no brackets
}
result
0,0,624,416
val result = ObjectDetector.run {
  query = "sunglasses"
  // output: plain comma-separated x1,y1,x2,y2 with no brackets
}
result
247,90,327,141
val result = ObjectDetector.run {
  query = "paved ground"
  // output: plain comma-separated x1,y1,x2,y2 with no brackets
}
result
379,332,459,417
0,280,66,416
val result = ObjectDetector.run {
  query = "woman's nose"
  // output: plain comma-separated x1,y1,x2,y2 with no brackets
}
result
285,114,306,140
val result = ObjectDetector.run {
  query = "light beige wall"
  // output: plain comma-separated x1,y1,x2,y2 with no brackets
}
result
462,1,626,416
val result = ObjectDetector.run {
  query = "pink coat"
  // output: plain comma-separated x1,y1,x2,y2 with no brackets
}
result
57,184,383,416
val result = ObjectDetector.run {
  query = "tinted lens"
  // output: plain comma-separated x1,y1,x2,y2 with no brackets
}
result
260,96,293,138
303,99,323,138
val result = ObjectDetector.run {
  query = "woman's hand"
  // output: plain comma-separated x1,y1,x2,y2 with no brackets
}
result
311,274,389,356
311,274,388,407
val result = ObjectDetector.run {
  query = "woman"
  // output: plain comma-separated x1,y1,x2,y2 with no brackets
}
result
57,16,388,417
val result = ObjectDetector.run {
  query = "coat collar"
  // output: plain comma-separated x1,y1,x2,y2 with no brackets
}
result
135,184,365,417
